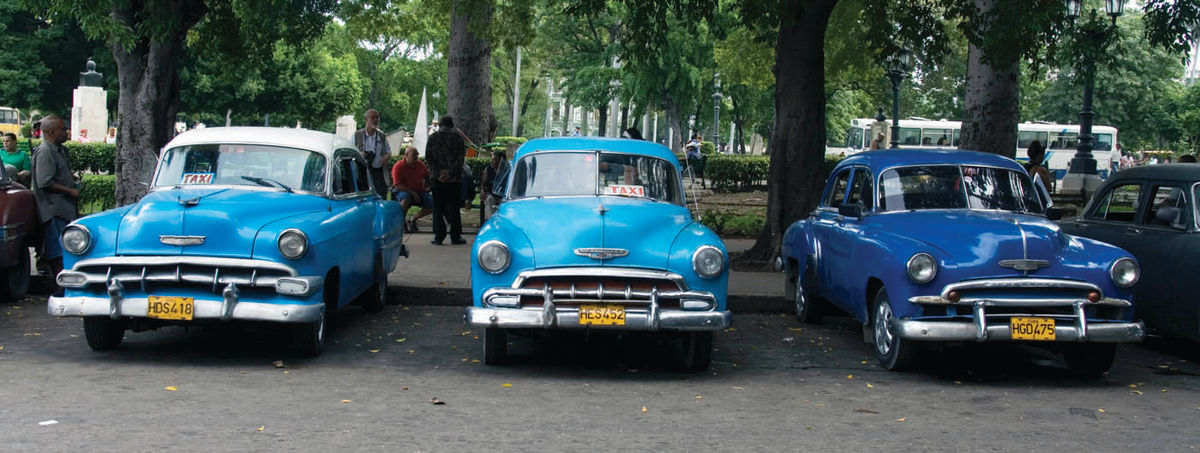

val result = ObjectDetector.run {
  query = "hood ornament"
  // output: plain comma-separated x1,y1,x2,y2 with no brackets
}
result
160,235,206,246
179,197,200,207
999,259,1050,272
575,248,628,260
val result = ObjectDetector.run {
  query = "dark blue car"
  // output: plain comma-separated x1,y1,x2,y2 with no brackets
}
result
780,149,1144,376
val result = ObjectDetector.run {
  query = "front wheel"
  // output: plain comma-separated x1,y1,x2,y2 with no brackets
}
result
292,311,326,357
680,331,714,372
1063,343,1117,378
83,316,126,351
360,277,386,313
872,288,920,371
483,327,508,365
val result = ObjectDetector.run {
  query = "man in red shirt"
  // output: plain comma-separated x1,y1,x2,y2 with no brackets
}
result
391,146,433,233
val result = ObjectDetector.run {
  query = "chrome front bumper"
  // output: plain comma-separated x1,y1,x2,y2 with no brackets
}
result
891,318,1144,342
901,278,1144,343
467,306,731,331
48,294,324,324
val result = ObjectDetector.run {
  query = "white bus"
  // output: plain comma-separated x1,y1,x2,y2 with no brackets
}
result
837,118,1120,183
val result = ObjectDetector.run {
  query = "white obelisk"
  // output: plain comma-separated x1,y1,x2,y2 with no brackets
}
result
414,87,429,157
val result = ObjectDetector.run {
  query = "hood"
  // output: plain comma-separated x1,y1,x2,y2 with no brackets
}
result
499,195,693,269
867,210,1069,277
116,187,328,257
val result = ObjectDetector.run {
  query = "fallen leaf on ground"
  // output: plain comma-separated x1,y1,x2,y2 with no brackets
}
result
502,383,513,388
408,349,415,354
164,386,178,391
283,370,291,375
257,426,265,432
396,338,407,343
866,383,875,389
451,346,457,351
369,349,380,353
402,386,409,391
1098,408,1107,413
896,417,907,422
694,395,703,400
273,360,284,368
461,330,472,336
1131,390,1144,395
846,374,854,379
1162,389,1168,393
731,386,744,390
38,420,58,426
341,399,352,403
854,408,879,414
641,405,648,413
429,397,446,405
787,327,803,332
471,359,480,363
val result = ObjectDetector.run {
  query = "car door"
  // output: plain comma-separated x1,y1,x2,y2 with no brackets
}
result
812,168,852,307
329,150,377,305
1067,181,1145,252
1123,184,1196,339
829,166,872,311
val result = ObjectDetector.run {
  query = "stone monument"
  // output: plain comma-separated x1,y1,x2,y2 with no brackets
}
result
334,115,356,141
71,59,108,142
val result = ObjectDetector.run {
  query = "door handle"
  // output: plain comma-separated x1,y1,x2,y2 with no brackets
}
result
1125,227,1141,234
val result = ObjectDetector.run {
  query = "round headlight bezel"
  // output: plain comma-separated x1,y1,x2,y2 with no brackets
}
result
692,245,726,279
1110,257,1139,288
477,240,511,274
61,224,92,255
277,228,309,259
906,253,938,284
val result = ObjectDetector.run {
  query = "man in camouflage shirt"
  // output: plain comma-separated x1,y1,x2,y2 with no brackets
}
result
424,115,466,245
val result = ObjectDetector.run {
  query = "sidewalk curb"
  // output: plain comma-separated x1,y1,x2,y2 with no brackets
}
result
389,286,790,314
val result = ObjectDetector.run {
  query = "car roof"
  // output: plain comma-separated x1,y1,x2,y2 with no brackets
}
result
513,137,679,166
1109,164,1200,183
162,127,354,155
838,149,1025,172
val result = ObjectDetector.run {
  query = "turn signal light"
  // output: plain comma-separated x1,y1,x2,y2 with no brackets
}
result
946,291,961,302
1087,291,1101,302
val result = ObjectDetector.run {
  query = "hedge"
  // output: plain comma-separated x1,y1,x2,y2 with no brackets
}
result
705,155,843,193
79,174,116,215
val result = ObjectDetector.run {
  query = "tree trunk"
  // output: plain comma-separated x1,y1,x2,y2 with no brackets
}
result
619,104,629,131
596,104,608,137
562,102,572,135
742,0,838,265
515,78,539,137
111,2,203,206
665,98,682,153
958,0,1020,158
732,95,745,154
448,0,495,147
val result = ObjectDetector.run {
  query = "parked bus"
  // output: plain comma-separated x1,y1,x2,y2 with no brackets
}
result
837,118,1119,183
0,107,19,136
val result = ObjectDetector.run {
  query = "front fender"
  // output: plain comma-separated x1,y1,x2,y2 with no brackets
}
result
667,222,728,311
61,206,136,270
470,215,535,305
850,228,958,321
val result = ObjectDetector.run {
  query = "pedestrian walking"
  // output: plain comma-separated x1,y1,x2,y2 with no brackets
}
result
425,116,466,245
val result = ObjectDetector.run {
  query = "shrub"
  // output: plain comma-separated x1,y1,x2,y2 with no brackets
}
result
706,155,769,192
700,140,716,156
79,174,116,215
64,142,117,173
699,209,765,237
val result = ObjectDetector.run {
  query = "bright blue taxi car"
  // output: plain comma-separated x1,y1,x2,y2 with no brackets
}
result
780,149,1144,376
48,127,407,356
467,137,730,371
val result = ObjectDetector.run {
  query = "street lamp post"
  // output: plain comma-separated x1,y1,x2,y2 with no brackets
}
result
885,48,911,149
712,73,721,148
1061,0,1124,197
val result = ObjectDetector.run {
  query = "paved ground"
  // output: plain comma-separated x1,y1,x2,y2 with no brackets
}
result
389,232,786,312
2,297,1198,451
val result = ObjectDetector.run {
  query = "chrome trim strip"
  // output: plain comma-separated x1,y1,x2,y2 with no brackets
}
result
890,318,1144,343
159,235,206,246
908,295,1131,307
47,295,324,323
938,278,1101,299
69,256,298,276
574,248,630,260
998,259,1051,272
509,267,690,291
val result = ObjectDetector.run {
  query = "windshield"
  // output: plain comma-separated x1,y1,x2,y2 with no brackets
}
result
154,144,327,192
879,165,1043,213
509,151,684,205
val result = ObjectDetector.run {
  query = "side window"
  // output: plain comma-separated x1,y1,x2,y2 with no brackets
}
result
334,158,355,195
846,168,873,210
1087,183,1142,222
1145,185,1189,228
352,158,371,192
825,169,852,208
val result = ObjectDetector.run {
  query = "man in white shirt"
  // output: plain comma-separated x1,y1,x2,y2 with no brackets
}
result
354,109,391,198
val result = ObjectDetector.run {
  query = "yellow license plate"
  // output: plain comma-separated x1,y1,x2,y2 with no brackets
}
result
147,296,194,321
578,304,625,326
1011,317,1055,340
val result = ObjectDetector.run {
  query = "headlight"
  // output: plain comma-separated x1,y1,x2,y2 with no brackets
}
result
61,224,91,255
277,229,308,259
906,253,937,284
1110,257,1139,288
477,240,510,274
692,245,725,279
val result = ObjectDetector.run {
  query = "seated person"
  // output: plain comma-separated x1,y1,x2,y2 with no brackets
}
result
1,133,31,185
391,146,433,233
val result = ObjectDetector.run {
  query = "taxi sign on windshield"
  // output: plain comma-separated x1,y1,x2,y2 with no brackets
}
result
605,185,645,197
181,173,215,184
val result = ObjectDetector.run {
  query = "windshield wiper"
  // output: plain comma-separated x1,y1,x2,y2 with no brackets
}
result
241,176,293,193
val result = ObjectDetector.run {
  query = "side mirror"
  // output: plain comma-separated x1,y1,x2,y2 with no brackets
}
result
838,203,864,218
1045,207,1064,221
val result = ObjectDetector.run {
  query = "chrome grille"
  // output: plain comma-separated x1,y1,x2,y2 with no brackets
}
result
67,256,296,294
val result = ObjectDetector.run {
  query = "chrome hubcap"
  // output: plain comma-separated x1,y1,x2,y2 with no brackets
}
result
874,301,894,356
793,280,806,317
